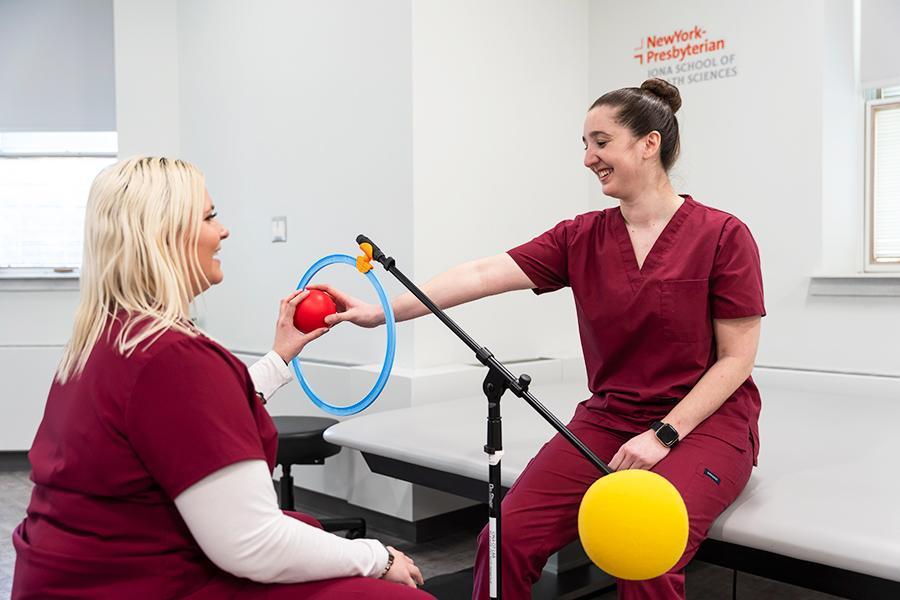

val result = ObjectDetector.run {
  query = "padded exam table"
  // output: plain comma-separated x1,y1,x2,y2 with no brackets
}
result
325,379,900,598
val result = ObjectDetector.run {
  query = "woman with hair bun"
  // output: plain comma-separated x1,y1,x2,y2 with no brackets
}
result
12,156,432,599
325,79,765,599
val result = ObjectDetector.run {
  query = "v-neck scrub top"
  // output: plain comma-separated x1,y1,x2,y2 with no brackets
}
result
13,320,279,598
508,195,765,462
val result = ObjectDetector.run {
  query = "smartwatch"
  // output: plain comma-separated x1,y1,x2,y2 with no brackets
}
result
650,420,680,448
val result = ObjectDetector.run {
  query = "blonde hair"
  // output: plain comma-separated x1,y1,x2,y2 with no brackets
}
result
56,156,209,383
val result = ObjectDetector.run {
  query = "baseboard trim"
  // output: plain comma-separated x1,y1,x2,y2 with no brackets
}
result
282,485,487,544
0,451,30,472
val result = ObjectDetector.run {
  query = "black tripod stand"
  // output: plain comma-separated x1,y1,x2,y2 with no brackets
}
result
356,235,613,600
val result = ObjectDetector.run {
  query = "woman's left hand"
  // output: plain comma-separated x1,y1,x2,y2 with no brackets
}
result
608,429,670,471
272,290,329,363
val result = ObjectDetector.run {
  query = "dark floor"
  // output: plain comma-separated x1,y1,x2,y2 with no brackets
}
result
0,470,847,599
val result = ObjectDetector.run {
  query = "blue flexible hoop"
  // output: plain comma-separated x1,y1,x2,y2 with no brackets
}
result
290,254,396,416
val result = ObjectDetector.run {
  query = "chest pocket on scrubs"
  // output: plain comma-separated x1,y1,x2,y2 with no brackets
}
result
660,279,711,343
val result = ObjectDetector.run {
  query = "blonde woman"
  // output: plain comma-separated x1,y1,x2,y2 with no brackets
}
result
11,157,431,599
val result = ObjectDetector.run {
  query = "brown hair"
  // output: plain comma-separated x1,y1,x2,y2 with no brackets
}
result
590,78,682,171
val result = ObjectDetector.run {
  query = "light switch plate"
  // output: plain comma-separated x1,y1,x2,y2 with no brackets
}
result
272,216,287,242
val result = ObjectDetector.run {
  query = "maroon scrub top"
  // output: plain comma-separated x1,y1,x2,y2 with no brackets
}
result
12,317,278,599
508,195,765,461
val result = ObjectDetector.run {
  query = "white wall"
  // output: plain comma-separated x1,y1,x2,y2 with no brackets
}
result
174,0,591,372
0,291,77,450
410,0,589,368
176,0,417,370
821,0,864,275
113,0,180,157
588,0,900,377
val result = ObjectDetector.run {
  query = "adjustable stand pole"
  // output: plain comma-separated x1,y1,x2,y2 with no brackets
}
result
357,235,612,600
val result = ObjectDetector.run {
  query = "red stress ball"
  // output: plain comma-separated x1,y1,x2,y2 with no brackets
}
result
293,290,337,333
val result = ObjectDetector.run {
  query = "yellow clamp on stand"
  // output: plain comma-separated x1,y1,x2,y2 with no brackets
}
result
356,242,374,273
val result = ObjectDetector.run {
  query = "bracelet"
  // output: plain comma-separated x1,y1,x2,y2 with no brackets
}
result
379,550,395,578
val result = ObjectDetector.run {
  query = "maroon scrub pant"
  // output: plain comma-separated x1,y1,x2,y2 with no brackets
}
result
472,404,754,600
193,512,436,600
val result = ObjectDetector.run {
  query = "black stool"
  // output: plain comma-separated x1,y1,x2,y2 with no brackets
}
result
272,416,366,539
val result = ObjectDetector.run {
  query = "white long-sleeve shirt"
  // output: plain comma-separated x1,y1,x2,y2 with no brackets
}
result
173,351,389,583
246,350,296,402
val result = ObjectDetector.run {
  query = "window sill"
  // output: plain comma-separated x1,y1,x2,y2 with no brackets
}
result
808,274,900,297
0,270,80,292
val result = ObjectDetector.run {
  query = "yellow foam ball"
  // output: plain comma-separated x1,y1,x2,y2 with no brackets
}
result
577,469,689,580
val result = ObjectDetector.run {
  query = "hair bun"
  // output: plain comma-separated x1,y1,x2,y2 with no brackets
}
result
640,78,681,113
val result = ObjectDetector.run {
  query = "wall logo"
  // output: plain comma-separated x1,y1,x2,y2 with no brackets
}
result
632,26,737,85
